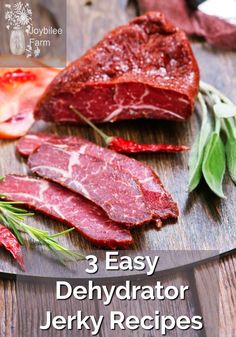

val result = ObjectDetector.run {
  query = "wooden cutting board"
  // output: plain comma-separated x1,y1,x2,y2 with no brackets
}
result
0,0,235,275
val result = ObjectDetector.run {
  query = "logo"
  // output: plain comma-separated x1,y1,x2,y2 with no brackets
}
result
5,1,63,59
5,2,33,56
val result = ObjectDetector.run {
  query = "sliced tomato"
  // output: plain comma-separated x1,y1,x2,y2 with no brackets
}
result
0,60,59,139
0,112,35,139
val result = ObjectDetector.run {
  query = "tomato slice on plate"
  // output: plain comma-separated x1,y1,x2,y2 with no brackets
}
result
0,61,59,139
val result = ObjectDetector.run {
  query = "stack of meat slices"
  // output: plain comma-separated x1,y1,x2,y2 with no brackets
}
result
0,175,133,249
0,133,179,249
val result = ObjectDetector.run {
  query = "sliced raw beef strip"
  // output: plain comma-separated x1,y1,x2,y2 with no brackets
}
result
73,142,179,222
0,175,133,249
34,12,200,124
28,144,153,226
17,133,81,157
18,133,178,224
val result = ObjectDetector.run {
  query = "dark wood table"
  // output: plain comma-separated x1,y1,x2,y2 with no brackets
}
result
0,1,235,335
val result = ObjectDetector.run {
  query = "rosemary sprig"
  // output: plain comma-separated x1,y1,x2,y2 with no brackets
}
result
0,195,85,264
188,81,236,197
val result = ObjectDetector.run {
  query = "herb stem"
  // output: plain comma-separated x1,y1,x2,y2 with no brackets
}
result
0,196,85,263
197,92,208,120
200,81,234,106
224,118,236,139
215,118,221,134
69,105,112,144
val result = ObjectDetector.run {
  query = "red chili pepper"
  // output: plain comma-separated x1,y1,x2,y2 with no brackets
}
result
0,224,24,269
0,69,36,85
69,106,190,154
108,137,189,153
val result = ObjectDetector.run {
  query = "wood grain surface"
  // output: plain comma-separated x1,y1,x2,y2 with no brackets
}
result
0,0,235,274
0,0,235,335
97,271,204,337
0,256,234,336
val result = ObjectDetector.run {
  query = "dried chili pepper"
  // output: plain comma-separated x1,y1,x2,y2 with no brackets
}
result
108,137,189,153
70,106,190,154
0,224,24,269
0,69,36,85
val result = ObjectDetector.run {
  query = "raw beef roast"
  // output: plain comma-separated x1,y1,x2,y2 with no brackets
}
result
28,144,153,226
18,133,178,225
34,12,199,124
0,175,133,249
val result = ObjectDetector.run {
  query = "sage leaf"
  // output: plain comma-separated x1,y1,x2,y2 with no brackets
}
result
224,118,236,139
202,132,226,198
214,103,236,119
226,138,236,184
224,118,236,184
188,134,203,191
197,81,236,198
188,93,213,192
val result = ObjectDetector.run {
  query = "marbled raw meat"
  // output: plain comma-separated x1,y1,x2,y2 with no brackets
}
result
34,12,199,124
28,144,153,226
17,133,179,225
0,175,133,249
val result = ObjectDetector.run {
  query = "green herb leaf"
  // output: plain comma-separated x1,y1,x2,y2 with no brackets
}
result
224,118,236,184
188,93,213,192
213,103,236,119
188,134,202,191
226,138,236,184
0,199,33,244
202,132,226,198
224,119,236,184
224,118,236,139
191,81,236,198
